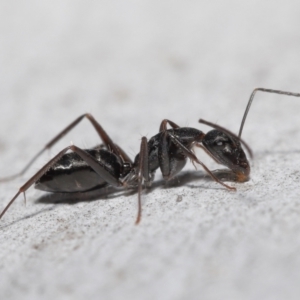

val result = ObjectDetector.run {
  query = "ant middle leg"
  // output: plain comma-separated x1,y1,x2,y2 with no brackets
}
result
159,130,236,190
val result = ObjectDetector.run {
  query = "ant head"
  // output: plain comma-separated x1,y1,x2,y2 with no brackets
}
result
202,130,250,181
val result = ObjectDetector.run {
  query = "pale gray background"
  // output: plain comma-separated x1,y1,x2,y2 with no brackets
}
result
1,1,300,300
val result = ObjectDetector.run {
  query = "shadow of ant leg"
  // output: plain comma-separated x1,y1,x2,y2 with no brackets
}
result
211,169,250,182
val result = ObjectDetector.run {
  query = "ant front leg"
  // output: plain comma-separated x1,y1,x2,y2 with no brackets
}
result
159,130,236,190
158,119,185,180
0,113,131,182
0,145,124,220
199,128,250,183
194,143,245,182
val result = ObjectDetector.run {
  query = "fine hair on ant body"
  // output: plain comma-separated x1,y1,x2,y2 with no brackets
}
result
0,88,299,224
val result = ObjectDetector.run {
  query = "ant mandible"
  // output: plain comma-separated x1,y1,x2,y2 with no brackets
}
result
1,88,298,224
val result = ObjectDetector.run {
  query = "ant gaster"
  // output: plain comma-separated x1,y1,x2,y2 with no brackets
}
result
0,114,251,224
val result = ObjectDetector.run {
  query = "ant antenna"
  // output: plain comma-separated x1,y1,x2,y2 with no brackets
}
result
238,88,300,139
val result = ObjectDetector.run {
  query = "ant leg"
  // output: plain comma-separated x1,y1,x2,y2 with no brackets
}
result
199,119,253,158
158,131,171,179
239,88,300,138
194,144,221,164
135,137,149,224
166,131,236,191
194,144,249,182
0,113,131,182
0,145,123,220
158,120,181,178
159,119,180,132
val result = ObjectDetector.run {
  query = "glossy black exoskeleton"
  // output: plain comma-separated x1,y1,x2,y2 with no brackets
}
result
0,114,252,224
35,148,128,193
125,122,251,223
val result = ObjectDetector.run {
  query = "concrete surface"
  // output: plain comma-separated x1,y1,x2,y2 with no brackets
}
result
1,1,300,299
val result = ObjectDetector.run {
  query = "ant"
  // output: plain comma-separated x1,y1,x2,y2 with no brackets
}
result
0,114,251,224
0,88,299,224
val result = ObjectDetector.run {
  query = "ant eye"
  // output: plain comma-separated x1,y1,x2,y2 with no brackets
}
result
217,141,223,146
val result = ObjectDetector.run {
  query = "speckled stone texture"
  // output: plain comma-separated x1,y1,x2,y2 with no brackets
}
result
1,1,300,300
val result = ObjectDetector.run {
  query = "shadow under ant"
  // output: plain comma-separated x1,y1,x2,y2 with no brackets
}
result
35,169,221,206
0,170,220,230
0,206,56,230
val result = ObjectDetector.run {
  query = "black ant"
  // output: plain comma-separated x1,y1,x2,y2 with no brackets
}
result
0,114,251,224
1,88,298,224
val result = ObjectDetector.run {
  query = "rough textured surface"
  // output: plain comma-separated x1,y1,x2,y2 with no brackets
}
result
1,1,300,300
